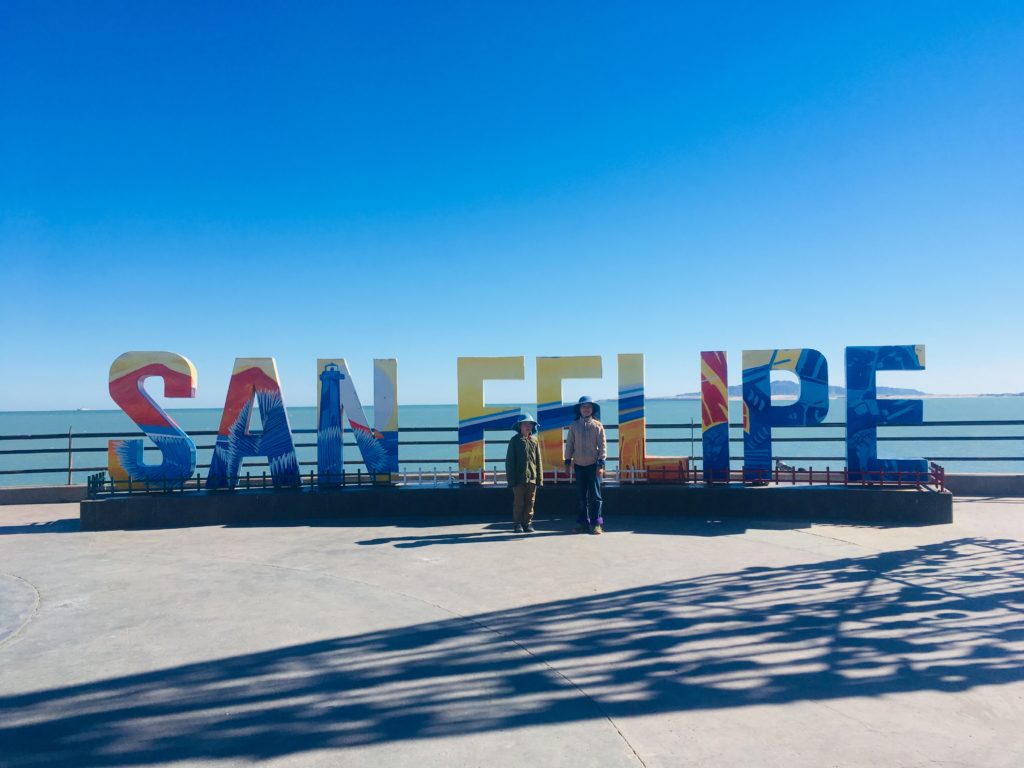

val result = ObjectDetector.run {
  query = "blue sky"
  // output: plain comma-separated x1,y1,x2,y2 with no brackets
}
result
1,1,1022,409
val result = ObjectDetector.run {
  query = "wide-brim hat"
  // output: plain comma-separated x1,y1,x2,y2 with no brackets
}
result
573,396,601,420
514,413,539,433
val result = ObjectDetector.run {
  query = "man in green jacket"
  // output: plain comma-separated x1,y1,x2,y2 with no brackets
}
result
506,413,543,533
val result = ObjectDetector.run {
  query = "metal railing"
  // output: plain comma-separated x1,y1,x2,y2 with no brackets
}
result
84,458,947,499
3,419,1020,487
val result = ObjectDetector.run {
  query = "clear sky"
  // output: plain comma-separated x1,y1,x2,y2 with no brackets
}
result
2,1,1022,410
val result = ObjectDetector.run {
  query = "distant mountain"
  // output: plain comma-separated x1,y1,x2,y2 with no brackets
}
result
671,383,928,398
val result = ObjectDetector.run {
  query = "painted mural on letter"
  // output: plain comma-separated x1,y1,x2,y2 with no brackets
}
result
457,357,524,474
846,345,927,481
537,356,602,472
206,358,300,489
107,351,198,483
618,353,688,480
701,351,730,482
742,348,829,481
316,358,398,482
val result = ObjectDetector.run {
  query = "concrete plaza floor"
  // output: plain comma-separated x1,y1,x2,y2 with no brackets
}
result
1,497,1022,767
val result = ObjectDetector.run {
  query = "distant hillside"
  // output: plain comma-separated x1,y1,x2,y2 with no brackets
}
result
672,383,928,398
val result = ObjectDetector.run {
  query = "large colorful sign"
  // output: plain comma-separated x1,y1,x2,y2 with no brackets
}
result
109,345,928,484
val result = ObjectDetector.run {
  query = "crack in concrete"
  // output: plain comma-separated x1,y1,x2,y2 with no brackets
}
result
0,572,41,651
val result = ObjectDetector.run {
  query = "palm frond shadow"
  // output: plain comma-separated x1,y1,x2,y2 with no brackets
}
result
2,537,1022,766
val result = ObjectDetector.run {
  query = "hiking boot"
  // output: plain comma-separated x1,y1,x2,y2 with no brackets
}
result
513,523,524,533
591,525,603,535
524,524,535,533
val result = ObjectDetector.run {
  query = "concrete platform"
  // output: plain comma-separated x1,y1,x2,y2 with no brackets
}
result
80,482,954,531
1,497,1022,767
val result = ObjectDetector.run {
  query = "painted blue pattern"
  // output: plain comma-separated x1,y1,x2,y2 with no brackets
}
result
207,389,300,490
743,349,829,481
114,434,196,483
317,364,344,484
846,345,927,482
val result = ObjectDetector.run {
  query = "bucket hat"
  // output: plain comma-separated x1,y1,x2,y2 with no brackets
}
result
514,413,539,434
573,396,601,420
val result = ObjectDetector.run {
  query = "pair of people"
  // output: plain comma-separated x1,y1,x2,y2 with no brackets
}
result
505,395,608,534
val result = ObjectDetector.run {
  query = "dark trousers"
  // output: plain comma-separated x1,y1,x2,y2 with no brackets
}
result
574,463,604,527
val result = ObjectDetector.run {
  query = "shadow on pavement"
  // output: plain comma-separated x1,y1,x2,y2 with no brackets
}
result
0,518,80,535
2,536,1022,765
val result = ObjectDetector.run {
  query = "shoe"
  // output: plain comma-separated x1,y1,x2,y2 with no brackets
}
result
591,525,603,535
572,525,587,534
524,524,535,533
513,523,524,533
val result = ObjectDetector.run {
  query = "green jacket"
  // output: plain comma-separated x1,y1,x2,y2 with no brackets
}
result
506,433,543,486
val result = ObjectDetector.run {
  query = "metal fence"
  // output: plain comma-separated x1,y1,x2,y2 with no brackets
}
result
84,459,948,499
4,419,1021,487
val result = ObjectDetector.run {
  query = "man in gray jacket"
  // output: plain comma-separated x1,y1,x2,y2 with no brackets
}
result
564,395,608,534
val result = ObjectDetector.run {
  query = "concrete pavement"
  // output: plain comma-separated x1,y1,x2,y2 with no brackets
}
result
1,498,1023,767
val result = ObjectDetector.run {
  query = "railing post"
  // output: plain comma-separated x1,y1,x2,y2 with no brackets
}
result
66,427,73,485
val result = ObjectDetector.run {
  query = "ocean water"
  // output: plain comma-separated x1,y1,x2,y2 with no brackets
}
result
1,397,1022,486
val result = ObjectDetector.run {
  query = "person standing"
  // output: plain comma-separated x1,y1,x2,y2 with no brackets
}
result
564,396,607,534
505,413,543,533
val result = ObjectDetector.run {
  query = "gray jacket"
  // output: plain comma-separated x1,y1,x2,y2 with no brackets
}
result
565,418,607,467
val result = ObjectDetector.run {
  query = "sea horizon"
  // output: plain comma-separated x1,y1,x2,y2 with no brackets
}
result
2,397,1022,484
3,392,1023,415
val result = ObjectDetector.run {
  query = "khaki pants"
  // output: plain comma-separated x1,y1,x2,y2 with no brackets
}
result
512,483,538,525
